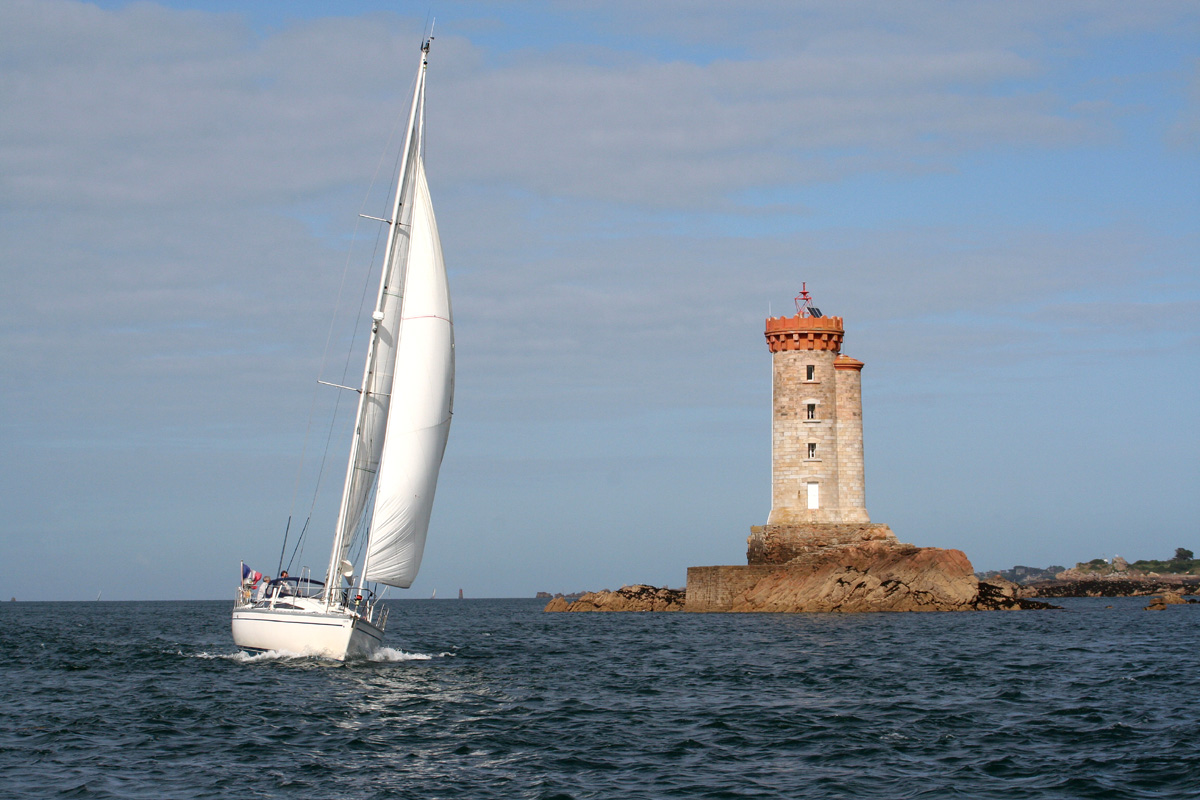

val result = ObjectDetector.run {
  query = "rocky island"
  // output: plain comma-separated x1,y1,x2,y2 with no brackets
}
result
547,524,1055,613
546,546,1200,613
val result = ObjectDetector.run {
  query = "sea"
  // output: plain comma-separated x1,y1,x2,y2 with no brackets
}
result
2,597,1198,800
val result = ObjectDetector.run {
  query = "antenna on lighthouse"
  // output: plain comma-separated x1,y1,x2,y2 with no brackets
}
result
795,283,823,318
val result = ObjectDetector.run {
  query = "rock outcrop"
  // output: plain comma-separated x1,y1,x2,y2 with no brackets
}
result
725,541,1055,613
974,577,1059,610
546,527,1058,613
708,524,1053,612
1023,579,1200,598
1144,591,1192,611
730,540,975,612
544,584,686,612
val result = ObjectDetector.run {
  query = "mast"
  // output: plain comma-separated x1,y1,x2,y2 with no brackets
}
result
324,40,431,608
357,58,427,594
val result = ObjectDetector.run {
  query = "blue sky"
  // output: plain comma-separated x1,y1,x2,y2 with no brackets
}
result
2,1,1197,600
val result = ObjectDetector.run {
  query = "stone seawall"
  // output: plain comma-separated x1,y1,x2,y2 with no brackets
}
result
684,566,781,612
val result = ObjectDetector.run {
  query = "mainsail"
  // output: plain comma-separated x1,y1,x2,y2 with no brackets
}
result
326,42,452,593
364,161,453,587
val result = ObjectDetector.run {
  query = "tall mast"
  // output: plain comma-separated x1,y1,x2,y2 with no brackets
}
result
323,41,431,608
357,41,430,594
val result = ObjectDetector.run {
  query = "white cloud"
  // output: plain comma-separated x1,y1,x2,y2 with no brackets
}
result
0,0,1197,598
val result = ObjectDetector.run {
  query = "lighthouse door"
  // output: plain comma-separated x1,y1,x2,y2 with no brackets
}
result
807,482,819,509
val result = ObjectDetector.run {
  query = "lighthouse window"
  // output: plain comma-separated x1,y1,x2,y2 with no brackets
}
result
806,365,815,381
806,403,816,420
807,442,817,458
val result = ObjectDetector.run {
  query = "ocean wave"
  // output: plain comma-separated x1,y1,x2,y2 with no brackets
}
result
9,597,1200,800
368,646,435,662
192,649,313,663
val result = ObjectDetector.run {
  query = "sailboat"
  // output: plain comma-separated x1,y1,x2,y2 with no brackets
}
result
232,38,453,660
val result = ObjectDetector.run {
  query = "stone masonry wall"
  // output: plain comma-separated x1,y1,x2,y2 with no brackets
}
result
770,348,841,523
764,313,871,526
833,356,869,522
685,565,781,612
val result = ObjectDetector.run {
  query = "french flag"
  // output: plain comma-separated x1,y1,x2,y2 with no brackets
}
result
241,563,263,586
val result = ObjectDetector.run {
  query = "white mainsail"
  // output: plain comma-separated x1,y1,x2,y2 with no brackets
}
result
364,161,453,587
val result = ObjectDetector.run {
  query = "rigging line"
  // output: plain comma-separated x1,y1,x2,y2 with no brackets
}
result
279,115,404,533
305,188,391,531
324,69,416,383
325,93,413,548
276,516,291,576
335,98,413,386
278,102,404,538
330,71,413,400
309,218,386,526
285,516,311,575
348,519,367,570
327,63,424,583
288,68,421,553
344,462,381,562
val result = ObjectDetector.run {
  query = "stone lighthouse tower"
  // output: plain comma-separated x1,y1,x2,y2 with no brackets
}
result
684,286,945,612
764,285,869,525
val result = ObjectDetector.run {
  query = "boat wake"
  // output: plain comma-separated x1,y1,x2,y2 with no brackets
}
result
192,649,314,663
187,648,447,664
369,647,436,662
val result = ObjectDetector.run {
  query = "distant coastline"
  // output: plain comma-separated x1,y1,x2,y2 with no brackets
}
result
979,550,1200,598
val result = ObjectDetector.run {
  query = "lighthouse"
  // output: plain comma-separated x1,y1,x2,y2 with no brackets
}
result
682,286,987,612
763,285,869,525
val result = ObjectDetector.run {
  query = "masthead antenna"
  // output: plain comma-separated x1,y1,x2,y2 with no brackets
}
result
423,18,435,54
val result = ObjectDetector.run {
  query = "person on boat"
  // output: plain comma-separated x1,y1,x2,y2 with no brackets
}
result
276,571,291,597
255,577,271,602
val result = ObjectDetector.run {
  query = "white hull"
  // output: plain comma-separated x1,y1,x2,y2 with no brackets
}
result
232,603,383,661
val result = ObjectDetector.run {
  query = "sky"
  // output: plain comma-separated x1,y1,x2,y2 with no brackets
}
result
2,0,1197,601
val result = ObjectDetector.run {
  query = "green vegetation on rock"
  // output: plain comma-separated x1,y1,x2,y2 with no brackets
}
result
982,548,1200,584
1129,558,1200,575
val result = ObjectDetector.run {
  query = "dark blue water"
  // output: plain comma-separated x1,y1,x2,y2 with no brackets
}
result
3,597,1199,799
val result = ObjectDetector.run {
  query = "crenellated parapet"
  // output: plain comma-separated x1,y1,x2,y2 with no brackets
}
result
764,314,844,353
